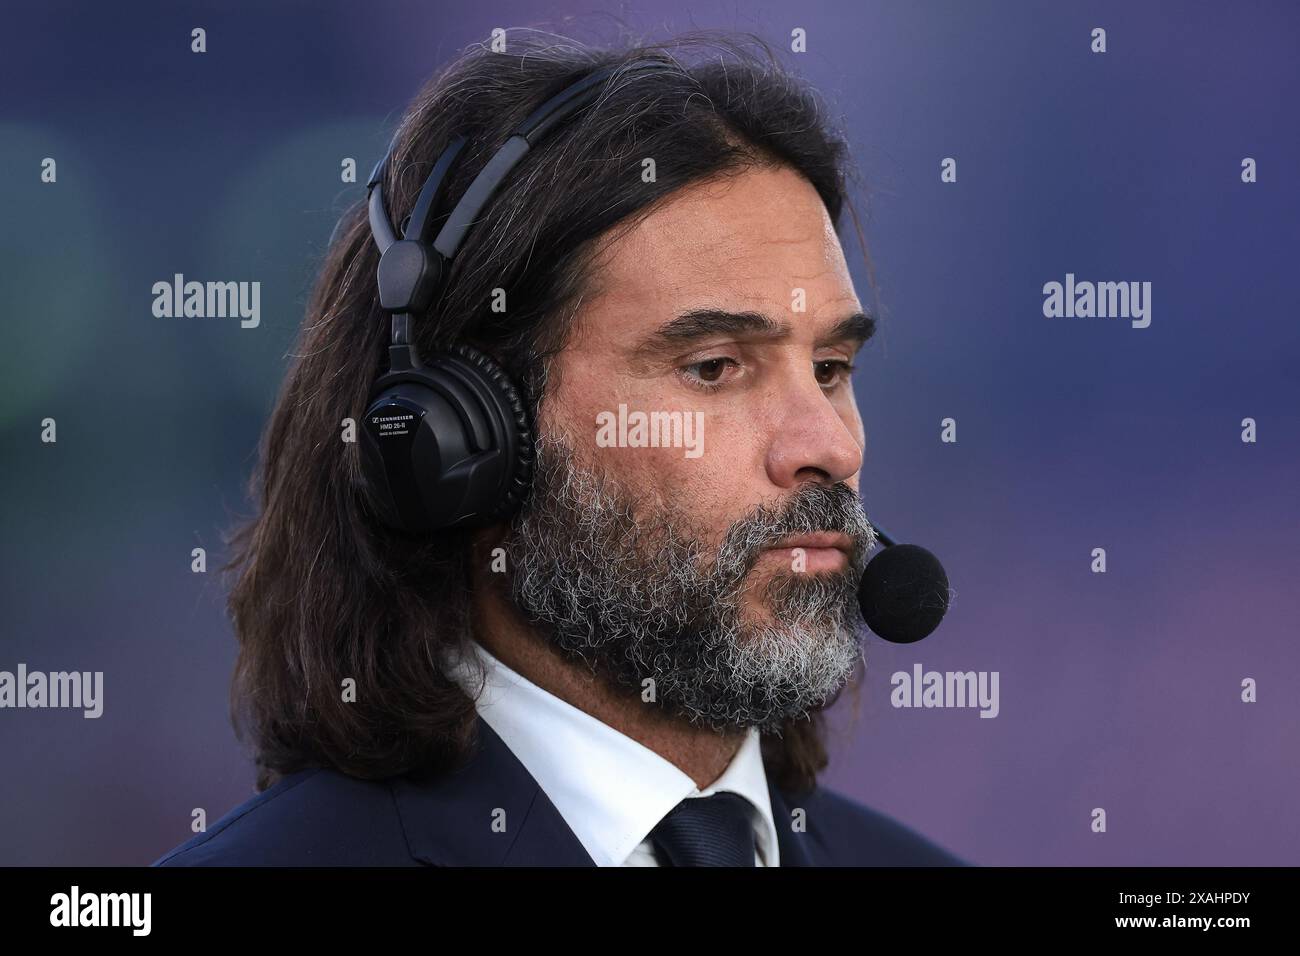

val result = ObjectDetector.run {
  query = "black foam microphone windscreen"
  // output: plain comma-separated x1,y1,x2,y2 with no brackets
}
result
858,543,950,643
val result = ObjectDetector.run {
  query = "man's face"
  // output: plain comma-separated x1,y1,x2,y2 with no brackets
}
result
499,163,877,731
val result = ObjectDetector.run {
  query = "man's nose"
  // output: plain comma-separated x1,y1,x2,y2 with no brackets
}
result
763,382,862,490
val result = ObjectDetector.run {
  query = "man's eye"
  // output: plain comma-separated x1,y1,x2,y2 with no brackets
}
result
815,359,856,387
681,357,739,389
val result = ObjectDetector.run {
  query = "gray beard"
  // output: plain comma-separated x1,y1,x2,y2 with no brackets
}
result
498,434,876,732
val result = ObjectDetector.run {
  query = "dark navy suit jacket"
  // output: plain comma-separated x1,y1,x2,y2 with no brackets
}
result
153,714,966,866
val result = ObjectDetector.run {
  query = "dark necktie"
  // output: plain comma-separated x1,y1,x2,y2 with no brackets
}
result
649,792,758,866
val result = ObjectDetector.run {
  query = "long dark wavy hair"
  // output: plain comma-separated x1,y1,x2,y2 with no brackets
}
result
225,30,872,796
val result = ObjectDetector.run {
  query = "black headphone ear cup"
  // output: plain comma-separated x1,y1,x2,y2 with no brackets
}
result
359,344,533,533
443,342,534,522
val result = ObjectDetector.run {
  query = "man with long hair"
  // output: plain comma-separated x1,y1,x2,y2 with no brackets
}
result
154,32,962,867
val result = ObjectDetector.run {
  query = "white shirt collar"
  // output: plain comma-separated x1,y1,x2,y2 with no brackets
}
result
444,638,779,867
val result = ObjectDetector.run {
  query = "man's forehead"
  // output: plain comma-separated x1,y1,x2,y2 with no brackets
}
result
610,166,839,267
577,166,859,341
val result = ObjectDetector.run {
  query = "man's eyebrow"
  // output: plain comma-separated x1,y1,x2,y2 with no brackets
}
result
819,311,877,350
630,308,876,359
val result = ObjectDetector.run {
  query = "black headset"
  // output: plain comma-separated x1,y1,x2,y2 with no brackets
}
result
359,60,676,533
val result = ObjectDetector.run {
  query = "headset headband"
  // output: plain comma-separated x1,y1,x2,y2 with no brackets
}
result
366,59,676,264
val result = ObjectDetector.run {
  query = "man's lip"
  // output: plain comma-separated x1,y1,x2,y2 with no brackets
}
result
763,533,854,553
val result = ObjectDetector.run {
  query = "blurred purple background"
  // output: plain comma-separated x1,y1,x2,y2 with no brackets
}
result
1,0,1296,866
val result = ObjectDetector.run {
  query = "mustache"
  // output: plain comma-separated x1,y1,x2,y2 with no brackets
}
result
715,481,876,578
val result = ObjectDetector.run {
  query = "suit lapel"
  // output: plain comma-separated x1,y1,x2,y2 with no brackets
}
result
766,780,816,866
391,713,596,866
